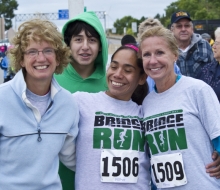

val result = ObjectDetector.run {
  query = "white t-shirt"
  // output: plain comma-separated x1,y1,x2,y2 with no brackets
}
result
142,76,220,189
73,91,151,190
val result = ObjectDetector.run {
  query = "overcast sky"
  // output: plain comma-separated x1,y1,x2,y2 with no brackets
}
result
14,0,175,31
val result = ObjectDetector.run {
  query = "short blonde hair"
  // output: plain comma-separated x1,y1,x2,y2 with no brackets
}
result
137,18,163,42
139,26,179,57
10,19,70,74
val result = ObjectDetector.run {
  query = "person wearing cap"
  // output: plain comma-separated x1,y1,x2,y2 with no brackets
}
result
201,33,214,46
170,11,214,78
55,11,108,190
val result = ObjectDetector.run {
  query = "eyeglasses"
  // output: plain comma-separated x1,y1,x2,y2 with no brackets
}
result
23,48,55,58
174,24,192,29
213,41,220,46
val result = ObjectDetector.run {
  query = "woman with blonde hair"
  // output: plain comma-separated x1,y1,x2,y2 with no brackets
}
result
137,18,181,92
140,26,220,189
0,19,79,190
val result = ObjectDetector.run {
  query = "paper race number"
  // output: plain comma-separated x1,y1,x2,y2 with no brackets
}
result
151,153,187,188
100,149,139,183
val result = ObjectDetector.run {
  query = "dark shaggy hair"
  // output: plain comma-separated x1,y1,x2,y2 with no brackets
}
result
64,21,100,47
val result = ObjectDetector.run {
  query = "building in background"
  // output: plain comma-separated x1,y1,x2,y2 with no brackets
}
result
193,20,220,40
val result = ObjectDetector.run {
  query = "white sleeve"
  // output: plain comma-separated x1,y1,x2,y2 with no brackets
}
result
196,84,220,140
59,96,79,171
59,133,77,171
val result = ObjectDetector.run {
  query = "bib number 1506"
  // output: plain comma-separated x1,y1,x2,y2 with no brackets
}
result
102,156,139,177
100,149,139,183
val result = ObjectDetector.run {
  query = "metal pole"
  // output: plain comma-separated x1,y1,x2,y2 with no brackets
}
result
104,12,107,34
68,0,84,19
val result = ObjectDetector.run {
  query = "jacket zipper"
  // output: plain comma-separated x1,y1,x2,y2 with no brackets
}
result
37,101,54,142
37,128,42,142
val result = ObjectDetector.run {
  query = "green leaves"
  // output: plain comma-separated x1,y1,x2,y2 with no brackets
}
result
113,16,145,35
0,0,18,30
160,0,220,27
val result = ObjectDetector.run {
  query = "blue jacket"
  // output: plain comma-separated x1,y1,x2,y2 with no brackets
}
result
196,59,220,102
0,70,79,190
1,55,9,78
176,33,214,78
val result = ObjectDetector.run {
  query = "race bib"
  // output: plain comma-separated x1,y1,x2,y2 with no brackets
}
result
100,149,139,183
151,153,187,188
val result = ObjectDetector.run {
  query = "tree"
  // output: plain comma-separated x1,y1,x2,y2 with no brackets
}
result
0,0,18,30
113,15,146,36
155,0,220,28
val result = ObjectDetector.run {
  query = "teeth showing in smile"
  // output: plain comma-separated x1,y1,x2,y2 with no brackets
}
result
35,65,48,70
151,68,161,71
81,54,89,57
112,81,123,86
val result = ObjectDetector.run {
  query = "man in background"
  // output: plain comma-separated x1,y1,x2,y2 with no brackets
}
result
201,33,214,46
170,11,214,78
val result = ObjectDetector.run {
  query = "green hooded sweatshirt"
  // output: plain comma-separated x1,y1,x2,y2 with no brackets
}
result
55,11,108,93
55,11,108,190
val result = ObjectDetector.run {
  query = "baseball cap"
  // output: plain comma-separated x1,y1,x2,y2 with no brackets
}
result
201,33,211,40
171,11,192,25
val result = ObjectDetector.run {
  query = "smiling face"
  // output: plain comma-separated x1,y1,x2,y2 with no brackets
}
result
106,49,146,101
21,40,58,85
70,30,100,68
141,36,177,86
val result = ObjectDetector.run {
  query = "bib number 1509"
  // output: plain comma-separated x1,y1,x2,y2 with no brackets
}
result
152,161,184,183
151,153,187,188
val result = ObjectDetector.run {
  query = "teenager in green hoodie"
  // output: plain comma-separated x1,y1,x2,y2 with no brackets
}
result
55,11,108,93
55,11,108,190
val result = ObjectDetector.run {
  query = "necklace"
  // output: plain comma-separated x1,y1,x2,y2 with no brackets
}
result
154,75,182,93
